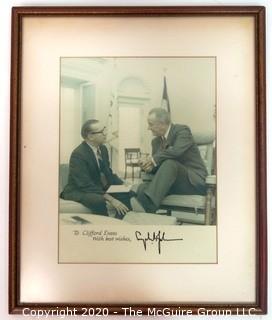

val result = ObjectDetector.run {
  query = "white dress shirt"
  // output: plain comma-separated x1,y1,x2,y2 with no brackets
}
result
163,124,171,141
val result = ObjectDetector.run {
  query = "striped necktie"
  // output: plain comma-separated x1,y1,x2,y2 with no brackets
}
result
97,147,103,168
97,147,108,190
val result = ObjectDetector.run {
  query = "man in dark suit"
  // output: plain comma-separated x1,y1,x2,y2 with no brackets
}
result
135,108,208,213
60,119,132,217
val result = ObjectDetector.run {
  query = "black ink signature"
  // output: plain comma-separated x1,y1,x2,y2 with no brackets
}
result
135,231,183,254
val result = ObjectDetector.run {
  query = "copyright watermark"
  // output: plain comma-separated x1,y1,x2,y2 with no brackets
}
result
22,306,259,318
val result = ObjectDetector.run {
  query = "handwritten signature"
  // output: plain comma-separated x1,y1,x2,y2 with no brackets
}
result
135,230,183,254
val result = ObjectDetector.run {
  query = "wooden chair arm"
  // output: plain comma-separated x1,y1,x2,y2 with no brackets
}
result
206,175,216,186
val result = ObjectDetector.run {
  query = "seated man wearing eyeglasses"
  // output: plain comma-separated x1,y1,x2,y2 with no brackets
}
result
60,119,133,218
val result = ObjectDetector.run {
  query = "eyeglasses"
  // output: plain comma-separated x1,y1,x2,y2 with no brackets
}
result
89,127,107,135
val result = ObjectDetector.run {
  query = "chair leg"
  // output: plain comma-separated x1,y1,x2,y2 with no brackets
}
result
205,186,213,225
211,204,217,225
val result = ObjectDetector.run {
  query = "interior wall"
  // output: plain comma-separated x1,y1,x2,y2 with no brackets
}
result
60,86,81,163
113,57,216,133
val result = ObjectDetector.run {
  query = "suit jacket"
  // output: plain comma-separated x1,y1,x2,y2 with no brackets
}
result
152,124,208,187
61,141,123,201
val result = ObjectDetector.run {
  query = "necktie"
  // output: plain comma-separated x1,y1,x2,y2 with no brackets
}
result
161,136,167,150
97,147,103,167
97,148,109,190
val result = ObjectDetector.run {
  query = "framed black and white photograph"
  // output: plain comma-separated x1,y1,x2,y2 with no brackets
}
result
9,6,267,315
58,56,217,263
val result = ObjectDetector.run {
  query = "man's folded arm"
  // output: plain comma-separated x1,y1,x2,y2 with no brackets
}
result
152,127,194,166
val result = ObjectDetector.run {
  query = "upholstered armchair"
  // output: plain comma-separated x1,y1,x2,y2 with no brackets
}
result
59,164,93,213
59,164,117,216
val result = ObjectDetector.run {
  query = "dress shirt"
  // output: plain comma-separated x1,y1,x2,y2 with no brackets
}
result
86,142,100,168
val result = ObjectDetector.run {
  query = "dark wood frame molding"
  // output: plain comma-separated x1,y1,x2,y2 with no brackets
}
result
9,6,267,315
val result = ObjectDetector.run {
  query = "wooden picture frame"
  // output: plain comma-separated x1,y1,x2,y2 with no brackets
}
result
9,6,267,315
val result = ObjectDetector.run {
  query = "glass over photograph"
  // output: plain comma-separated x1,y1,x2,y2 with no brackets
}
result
58,57,217,263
